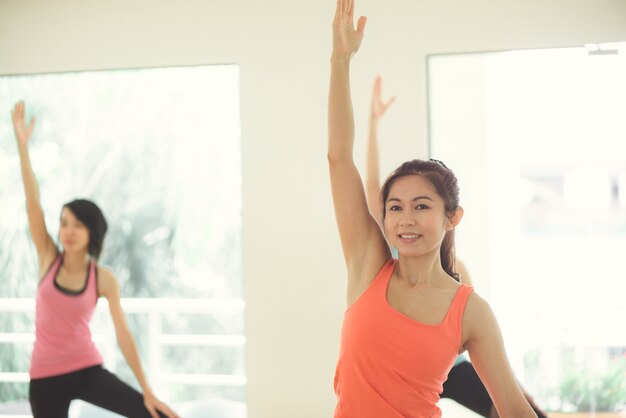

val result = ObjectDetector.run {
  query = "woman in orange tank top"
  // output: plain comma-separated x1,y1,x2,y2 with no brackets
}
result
364,76,548,418
328,1,539,417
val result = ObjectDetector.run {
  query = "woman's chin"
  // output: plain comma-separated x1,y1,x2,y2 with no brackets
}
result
62,245,88,254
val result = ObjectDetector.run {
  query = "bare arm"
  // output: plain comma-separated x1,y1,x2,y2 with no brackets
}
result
329,0,389,299
365,76,395,223
99,269,179,418
463,294,537,418
12,102,57,271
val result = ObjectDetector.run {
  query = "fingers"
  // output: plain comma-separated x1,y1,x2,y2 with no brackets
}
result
379,96,396,117
147,404,159,418
335,0,353,22
12,102,28,127
373,77,394,103
356,15,367,36
12,101,22,123
384,96,396,110
373,75,382,97
335,0,359,23
156,402,179,418
336,0,347,19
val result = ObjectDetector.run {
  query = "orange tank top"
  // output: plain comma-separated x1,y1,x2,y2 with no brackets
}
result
334,259,474,418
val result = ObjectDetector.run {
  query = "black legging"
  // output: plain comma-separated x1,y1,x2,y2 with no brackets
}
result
441,360,547,418
29,365,166,418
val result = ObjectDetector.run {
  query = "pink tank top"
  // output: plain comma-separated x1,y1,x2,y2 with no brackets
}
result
334,259,474,418
30,254,103,379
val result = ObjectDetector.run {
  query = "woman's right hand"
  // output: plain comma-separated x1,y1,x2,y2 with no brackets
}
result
332,0,367,60
143,390,180,418
11,101,36,147
370,76,396,121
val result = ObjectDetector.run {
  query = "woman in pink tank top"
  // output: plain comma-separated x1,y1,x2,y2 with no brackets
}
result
328,1,539,417
12,101,178,418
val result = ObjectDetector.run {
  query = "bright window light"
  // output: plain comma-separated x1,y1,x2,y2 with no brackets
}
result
429,42,626,415
0,65,245,415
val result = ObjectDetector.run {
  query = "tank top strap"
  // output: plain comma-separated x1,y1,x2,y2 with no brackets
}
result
41,254,63,284
371,258,396,291
89,259,96,280
88,259,99,297
445,284,474,329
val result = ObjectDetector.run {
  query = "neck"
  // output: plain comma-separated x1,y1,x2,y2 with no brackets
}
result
62,251,90,272
395,252,448,287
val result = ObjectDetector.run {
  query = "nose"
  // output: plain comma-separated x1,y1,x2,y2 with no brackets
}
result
399,213,416,227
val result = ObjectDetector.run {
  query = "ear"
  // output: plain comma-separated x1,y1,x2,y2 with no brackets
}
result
446,206,464,231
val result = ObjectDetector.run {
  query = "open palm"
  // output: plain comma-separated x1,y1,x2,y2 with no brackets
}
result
332,0,367,58
11,101,36,147
371,75,396,119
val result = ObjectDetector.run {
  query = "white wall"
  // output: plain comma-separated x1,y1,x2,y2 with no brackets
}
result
2,1,626,417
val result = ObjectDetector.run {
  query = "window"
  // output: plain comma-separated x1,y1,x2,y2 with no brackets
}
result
0,65,244,415
429,43,626,414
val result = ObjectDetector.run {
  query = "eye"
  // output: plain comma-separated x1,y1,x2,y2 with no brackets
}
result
389,205,402,212
415,204,429,210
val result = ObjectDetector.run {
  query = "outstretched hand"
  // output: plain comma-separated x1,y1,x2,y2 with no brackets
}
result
332,0,367,59
370,75,396,120
143,390,180,418
11,101,36,147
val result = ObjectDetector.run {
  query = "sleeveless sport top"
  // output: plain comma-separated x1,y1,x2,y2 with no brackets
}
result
334,259,474,418
30,254,103,379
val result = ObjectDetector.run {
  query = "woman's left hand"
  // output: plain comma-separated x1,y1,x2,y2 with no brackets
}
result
143,390,180,418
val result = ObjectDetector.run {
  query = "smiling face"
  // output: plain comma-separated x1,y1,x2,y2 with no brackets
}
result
59,207,90,254
383,175,455,259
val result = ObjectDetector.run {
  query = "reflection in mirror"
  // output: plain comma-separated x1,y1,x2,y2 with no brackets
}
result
428,43,626,415
0,65,245,415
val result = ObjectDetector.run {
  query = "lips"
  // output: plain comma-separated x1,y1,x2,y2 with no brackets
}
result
398,233,421,243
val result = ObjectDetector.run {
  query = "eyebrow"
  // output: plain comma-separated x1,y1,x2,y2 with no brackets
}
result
387,196,434,203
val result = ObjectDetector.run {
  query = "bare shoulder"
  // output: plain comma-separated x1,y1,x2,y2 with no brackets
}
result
461,291,498,346
464,291,491,317
96,265,120,298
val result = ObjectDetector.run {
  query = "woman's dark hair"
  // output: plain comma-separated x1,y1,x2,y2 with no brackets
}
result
62,199,108,260
380,159,460,280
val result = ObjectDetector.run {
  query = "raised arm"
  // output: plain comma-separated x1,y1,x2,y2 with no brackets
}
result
98,269,179,418
365,75,395,222
328,0,389,290
463,295,537,418
12,102,57,271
